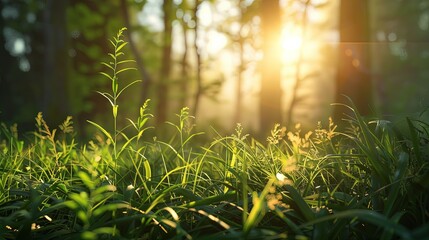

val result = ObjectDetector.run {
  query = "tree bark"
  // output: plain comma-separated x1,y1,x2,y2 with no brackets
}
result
259,0,283,136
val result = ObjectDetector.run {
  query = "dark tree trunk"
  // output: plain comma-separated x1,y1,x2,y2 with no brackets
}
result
334,0,373,120
69,0,119,138
156,0,173,125
259,0,283,136
0,3,16,120
43,0,69,125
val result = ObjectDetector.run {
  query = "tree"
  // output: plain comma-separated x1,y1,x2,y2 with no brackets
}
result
233,0,253,124
42,0,69,125
286,0,310,126
156,0,174,126
370,0,429,116
0,0,44,131
259,0,283,135
191,0,203,119
120,0,152,103
334,0,373,120
67,1,125,137
177,0,191,109
0,2,16,121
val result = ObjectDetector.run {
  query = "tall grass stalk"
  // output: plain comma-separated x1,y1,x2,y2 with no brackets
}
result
87,27,140,182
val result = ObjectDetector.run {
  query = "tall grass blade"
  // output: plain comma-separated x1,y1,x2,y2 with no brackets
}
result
300,209,412,240
284,184,315,222
87,120,113,143
243,178,275,235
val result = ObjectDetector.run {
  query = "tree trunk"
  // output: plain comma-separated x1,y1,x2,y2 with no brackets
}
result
286,0,310,126
179,1,190,109
156,0,174,125
0,3,15,120
43,0,69,124
259,0,283,136
235,35,245,124
334,0,373,120
120,0,152,104
192,0,202,119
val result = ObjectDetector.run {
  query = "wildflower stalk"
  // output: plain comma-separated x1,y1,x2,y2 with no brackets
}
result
88,27,140,181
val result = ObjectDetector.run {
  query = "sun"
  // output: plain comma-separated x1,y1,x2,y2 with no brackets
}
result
280,25,304,62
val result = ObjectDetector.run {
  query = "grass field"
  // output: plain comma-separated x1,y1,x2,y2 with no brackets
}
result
0,29,428,240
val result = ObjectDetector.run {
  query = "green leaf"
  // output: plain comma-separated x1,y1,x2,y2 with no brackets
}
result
243,179,275,235
100,72,114,81
117,80,142,98
143,158,152,181
406,118,422,161
93,203,129,217
112,105,118,119
69,192,89,208
101,62,114,71
92,184,117,197
284,184,315,221
116,67,137,75
384,152,408,217
96,91,114,106
117,59,136,65
116,135,137,158
78,171,96,190
380,211,406,240
115,42,128,53
87,120,114,143
109,39,116,48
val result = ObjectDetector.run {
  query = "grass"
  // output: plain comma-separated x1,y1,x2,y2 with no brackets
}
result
1,28,428,239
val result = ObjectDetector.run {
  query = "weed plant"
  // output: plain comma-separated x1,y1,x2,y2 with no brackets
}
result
0,29,428,239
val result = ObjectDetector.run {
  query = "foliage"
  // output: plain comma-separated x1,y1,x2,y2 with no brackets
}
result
1,28,429,240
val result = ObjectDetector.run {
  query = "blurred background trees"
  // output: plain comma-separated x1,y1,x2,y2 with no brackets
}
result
334,0,372,121
259,0,282,135
1,0,429,138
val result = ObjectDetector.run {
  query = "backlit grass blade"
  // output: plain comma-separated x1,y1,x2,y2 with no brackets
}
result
336,97,390,185
274,207,303,235
87,120,113,143
243,178,275,236
284,184,315,222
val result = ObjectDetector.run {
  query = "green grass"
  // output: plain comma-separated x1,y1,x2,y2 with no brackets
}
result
1,29,428,239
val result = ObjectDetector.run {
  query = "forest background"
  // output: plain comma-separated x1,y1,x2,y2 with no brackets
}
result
1,0,429,138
